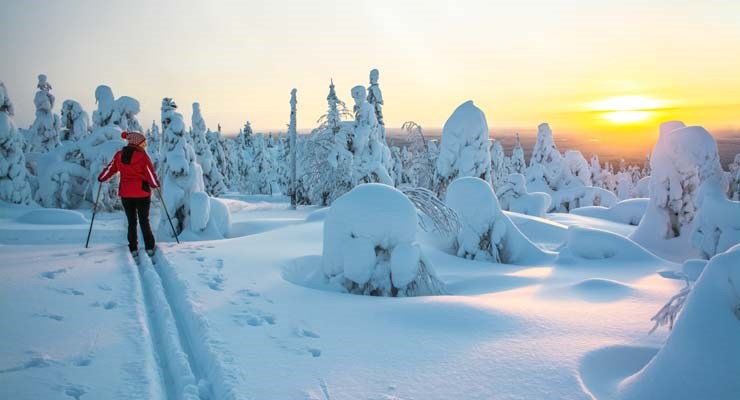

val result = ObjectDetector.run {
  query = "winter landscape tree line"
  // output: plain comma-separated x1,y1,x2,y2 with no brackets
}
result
1,71,740,255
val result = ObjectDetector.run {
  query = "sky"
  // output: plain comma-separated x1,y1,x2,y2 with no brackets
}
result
1,0,739,147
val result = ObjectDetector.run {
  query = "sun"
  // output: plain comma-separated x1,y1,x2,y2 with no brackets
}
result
590,95,664,124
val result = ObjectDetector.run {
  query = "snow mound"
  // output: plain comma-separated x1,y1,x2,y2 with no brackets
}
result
16,209,88,225
571,198,647,226
548,185,617,212
619,244,740,400
578,346,658,400
570,278,635,302
322,184,445,297
496,173,551,217
558,225,659,263
304,207,329,222
445,177,551,264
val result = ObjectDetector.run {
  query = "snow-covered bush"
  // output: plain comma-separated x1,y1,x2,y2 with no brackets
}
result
59,100,90,141
548,185,617,212
402,121,435,189
27,74,61,153
690,182,740,259
350,85,392,186
495,173,551,217
0,82,33,204
435,101,491,196
191,103,226,196
562,150,592,187
322,184,445,297
445,177,549,264
158,98,230,239
728,153,740,200
632,122,727,245
619,244,740,400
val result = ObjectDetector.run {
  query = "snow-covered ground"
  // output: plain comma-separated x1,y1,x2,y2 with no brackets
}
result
0,196,692,399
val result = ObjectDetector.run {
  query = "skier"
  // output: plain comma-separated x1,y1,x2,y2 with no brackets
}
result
98,131,160,257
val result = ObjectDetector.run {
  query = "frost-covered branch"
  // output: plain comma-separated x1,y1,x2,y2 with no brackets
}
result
649,283,691,334
400,186,460,237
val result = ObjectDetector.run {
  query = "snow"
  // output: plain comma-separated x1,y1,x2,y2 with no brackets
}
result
571,198,648,226
16,208,88,225
2,190,728,399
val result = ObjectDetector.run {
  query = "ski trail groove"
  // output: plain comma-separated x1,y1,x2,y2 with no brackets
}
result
133,249,246,400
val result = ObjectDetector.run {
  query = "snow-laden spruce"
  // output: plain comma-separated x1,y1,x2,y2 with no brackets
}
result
632,122,727,248
0,82,33,204
322,184,445,297
191,103,227,196
435,101,491,196
146,120,162,172
526,122,561,191
158,98,231,239
690,181,740,259
509,133,526,175
27,74,61,153
619,244,740,400
490,139,507,189
60,100,90,141
495,173,551,217
445,177,550,264
350,85,392,186
728,153,740,201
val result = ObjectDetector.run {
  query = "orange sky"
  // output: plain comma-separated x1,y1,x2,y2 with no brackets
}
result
1,0,738,146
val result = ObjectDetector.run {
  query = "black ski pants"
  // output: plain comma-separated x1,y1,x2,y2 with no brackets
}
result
121,197,155,252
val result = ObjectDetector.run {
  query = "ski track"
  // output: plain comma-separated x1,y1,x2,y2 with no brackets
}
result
131,248,245,400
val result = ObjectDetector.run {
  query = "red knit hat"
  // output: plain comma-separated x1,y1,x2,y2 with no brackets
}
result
121,131,146,146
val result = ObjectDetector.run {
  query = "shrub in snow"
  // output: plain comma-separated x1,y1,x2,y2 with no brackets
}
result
557,225,659,263
158,98,230,239
495,173,551,217
322,184,445,297
445,177,549,264
690,182,740,259
350,85,392,186
619,244,740,400
434,101,491,196
59,100,90,141
28,74,61,153
402,121,435,190
191,103,227,196
632,122,727,245
0,82,33,204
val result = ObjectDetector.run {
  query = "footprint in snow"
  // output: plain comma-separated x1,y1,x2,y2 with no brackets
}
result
65,385,86,400
72,356,92,367
35,312,64,321
97,284,112,291
208,275,225,291
195,256,205,262
51,287,84,296
0,354,58,374
232,309,277,327
41,268,67,279
90,301,117,310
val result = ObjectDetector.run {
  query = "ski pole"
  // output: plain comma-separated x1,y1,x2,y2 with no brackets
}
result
156,187,180,244
85,183,103,248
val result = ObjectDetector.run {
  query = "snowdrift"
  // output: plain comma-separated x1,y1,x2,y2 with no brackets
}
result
558,225,660,263
619,244,740,400
322,184,445,296
16,209,88,225
570,198,648,226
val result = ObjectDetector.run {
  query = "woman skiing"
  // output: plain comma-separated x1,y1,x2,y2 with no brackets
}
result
98,131,160,257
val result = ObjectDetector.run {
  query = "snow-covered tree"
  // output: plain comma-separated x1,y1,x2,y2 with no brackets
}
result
350,85,392,186
59,100,90,142
728,154,740,200
206,128,228,189
146,121,162,172
115,96,143,133
526,122,562,191
562,150,592,187
158,97,230,238
445,177,549,263
244,134,279,195
434,101,492,196
402,121,435,190
28,74,61,153
589,154,604,188
632,121,727,246
490,139,507,189
691,182,740,258
322,184,445,297
0,82,33,204
510,133,526,174
367,68,384,136
191,102,226,196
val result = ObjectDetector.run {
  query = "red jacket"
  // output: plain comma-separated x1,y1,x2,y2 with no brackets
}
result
98,145,160,198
